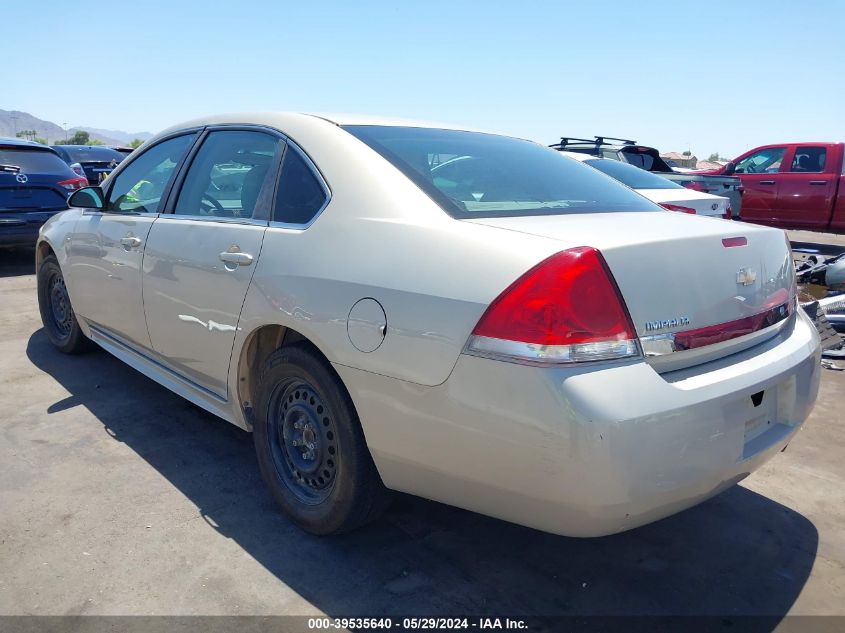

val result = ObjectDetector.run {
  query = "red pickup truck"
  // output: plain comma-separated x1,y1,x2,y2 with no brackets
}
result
700,142,845,233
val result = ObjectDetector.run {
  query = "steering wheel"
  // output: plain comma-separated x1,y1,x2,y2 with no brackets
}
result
200,192,229,216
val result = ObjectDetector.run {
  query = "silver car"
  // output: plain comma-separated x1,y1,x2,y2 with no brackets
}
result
35,113,821,537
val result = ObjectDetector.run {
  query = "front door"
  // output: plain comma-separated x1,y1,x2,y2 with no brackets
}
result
141,129,280,398
776,145,838,230
67,134,196,349
733,146,786,226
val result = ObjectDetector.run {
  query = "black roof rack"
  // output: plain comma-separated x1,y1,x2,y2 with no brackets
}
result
549,135,638,150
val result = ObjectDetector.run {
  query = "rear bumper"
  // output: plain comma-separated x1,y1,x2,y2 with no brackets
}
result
337,309,821,537
0,211,61,247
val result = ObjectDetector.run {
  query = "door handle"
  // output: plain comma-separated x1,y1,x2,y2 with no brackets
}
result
809,180,828,185
759,180,776,185
219,251,254,266
120,236,142,248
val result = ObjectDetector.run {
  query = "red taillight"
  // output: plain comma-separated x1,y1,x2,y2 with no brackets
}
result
723,204,733,219
58,177,87,191
465,247,640,364
660,203,697,214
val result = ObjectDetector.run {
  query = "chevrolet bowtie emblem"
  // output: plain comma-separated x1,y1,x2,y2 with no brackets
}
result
736,268,757,286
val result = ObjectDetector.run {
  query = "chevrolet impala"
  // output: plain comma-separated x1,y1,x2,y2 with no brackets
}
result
35,113,821,536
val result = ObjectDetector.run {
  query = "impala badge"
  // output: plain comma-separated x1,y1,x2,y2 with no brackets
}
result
645,316,690,332
736,268,757,286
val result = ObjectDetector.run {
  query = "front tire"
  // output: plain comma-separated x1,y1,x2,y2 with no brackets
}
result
37,253,92,354
253,343,391,534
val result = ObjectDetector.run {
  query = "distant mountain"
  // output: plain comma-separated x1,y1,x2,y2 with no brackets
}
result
73,126,153,145
0,109,152,146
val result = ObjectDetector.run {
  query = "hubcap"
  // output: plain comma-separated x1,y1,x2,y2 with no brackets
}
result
269,380,338,503
48,274,72,338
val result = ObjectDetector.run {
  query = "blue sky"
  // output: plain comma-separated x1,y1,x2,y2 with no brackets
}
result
3,0,843,158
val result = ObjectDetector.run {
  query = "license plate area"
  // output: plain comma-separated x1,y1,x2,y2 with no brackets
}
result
738,377,797,461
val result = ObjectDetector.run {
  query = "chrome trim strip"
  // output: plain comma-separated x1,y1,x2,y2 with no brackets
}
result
640,310,793,357
154,214,269,227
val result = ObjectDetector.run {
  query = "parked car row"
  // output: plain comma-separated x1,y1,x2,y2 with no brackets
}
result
0,140,129,248
34,112,820,538
50,145,125,186
551,136,743,217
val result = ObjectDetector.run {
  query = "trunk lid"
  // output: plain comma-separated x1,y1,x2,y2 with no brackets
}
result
0,170,71,211
638,188,729,217
466,211,794,369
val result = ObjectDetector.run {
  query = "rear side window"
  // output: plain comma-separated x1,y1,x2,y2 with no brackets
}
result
273,146,328,225
0,148,72,175
344,125,658,218
790,147,826,173
107,134,195,213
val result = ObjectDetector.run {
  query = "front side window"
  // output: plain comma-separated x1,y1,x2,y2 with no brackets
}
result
735,147,785,174
344,126,659,218
175,130,277,219
273,146,328,225
790,147,826,173
585,158,682,190
107,135,195,213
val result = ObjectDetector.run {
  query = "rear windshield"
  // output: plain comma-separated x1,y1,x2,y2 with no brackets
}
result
57,146,124,163
585,158,682,190
343,126,660,218
0,148,71,174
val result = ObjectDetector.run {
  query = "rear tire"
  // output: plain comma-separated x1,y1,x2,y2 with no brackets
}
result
253,343,391,534
37,254,92,354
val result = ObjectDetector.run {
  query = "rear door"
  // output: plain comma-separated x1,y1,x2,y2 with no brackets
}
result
776,144,839,230
732,146,787,225
141,128,281,398
67,133,197,350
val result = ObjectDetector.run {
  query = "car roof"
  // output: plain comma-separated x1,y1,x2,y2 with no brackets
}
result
560,151,594,162
50,144,124,155
0,137,61,155
0,136,54,149
158,112,515,138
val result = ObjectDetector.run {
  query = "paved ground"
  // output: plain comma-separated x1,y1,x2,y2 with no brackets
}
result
1,246,844,619
787,230,845,249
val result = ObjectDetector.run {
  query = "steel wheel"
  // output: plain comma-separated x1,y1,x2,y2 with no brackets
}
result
268,378,339,504
37,253,92,354
253,343,391,534
47,273,73,341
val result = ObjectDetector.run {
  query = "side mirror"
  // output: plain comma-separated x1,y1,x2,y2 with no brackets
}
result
68,186,105,210
723,161,736,176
